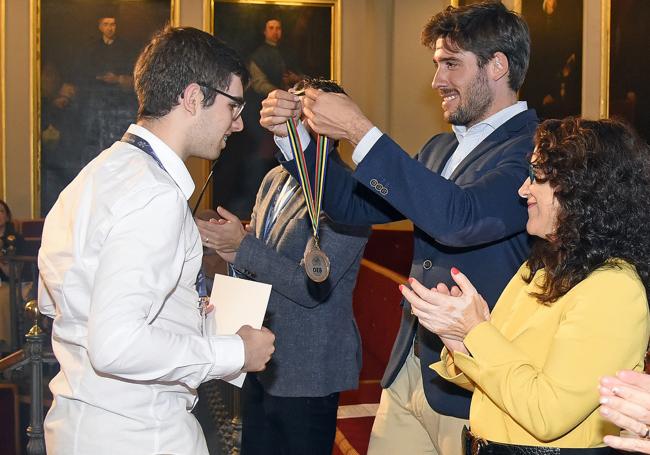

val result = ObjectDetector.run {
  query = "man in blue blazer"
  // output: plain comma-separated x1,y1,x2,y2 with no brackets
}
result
259,2,537,454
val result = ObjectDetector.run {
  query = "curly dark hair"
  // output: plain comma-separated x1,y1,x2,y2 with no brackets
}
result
524,117,650,304
421,1,530,92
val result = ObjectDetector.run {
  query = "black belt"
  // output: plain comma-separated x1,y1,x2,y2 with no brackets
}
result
463,427,611,455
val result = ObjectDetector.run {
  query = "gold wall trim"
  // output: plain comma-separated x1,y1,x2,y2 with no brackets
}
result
205,0,214,33
171,0,180,26
599,0,610,119
0,0,5,199
30,0,41,217
200,0,216,212
332,0,341,82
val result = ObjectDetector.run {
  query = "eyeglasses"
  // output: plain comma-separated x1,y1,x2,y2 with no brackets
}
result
528,163,536,183
528,162,545,183
197,82,246,120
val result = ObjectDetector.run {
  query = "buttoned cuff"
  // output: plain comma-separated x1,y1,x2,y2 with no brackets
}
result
352,127,383,164
274,121,312,161
206,334,246,379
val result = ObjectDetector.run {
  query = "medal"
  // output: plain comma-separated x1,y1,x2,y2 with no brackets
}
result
286,117,331,282
304,238,331,283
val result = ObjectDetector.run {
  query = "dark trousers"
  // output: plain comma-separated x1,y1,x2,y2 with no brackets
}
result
240,374,340,455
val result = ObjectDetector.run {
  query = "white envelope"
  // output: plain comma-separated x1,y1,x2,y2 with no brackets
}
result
207,274,272,387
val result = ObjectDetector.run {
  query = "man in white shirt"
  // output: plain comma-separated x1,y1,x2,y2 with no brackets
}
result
259,3,537,454
38,26,275,455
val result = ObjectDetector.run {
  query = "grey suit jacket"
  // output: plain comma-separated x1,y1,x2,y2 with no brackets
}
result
233,166,370,397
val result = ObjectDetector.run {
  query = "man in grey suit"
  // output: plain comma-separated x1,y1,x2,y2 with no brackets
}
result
197,79,370,455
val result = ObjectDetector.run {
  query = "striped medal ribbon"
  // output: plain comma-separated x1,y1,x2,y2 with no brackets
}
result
286,117,331,282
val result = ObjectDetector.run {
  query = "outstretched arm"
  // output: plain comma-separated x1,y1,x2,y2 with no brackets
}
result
263,91,530,243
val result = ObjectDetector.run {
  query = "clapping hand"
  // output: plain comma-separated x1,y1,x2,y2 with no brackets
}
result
195,206,250,263
400,268,490,351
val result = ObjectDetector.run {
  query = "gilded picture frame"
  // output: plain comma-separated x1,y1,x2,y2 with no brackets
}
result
32,0,180,216
0,0,5,199
205,0,340,219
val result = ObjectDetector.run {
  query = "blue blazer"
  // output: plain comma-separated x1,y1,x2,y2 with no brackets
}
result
280,109,538,418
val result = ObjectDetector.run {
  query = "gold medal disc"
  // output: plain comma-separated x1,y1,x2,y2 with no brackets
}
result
304,246,330,282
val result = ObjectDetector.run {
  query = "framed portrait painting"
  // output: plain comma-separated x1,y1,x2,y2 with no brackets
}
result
36,0,178,216
208,0,340,219
519,0,583,120
609,0,650,142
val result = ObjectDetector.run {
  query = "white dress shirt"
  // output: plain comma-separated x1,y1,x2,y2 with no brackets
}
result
440,101,528,178
275,102,528,179
38,124,244,455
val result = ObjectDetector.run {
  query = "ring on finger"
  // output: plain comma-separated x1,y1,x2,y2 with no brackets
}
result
641,425,650,439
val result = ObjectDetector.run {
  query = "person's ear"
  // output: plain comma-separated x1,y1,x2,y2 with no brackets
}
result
180,83,202,116
491,52,509,81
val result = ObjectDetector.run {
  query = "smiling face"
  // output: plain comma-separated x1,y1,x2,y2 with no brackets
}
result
192,76,244,161
518,153,561,239
432,38,494,128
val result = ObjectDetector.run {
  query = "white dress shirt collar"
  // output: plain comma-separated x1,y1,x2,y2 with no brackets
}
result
451,101,528,142
127,124,195,200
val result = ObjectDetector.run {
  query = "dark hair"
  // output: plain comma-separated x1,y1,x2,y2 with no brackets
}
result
524,117,650,303
0,199,17,238
0,199,11,222
293,77,346,95
264,18,282,28
134,26,250,121
293,77,345,148
422,1,530,92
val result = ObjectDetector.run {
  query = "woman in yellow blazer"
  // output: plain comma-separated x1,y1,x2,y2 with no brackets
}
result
401,117,650,453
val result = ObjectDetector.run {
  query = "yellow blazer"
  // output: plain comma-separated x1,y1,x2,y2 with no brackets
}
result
432,261,649,447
